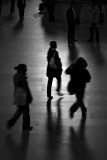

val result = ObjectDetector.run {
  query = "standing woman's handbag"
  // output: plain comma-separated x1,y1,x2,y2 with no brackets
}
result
49,52,58,69
13,87,27,106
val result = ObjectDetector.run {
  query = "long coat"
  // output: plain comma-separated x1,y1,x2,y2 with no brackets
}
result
13,72,33,104
66,6,75,26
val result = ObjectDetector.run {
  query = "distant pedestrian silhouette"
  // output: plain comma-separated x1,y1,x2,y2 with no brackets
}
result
17,0,26,21
65,57,91,118
46,41,63,99
39,0,45,14
66,2,77,44
87,1,100,43
0,0,2,15
98,0,105,24
45,0,55,22
10,0,15,14
7,64,33,131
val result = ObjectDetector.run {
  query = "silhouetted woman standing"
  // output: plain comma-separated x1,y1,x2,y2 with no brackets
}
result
46,41,63,99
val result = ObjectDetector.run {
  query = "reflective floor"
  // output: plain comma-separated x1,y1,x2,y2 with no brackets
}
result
0,1,107,160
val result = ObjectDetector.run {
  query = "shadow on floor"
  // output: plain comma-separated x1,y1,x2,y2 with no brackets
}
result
12,21,24,33
46,98,63,158
1,14,15,22
5,131,29,160
69,115,94,160
83,42,105,66
40,11,67,38
67,43,79,64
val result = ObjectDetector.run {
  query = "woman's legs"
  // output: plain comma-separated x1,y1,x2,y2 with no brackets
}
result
76,89,87,115
47,77,53,98
69,89,87,118
22,105,31,130
7,105,23,128
56,76,61,93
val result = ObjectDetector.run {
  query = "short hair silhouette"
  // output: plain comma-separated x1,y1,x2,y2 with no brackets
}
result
50,41,57,48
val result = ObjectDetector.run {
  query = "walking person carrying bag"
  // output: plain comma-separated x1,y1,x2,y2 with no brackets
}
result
7,64,33,131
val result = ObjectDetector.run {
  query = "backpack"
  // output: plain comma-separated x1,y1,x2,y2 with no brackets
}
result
49,52,58,69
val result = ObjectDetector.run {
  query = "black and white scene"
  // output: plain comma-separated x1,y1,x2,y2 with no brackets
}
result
0,0,107,160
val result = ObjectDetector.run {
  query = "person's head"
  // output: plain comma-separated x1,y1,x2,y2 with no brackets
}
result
14,64,27,74
50,41,57,49
76,57,88,69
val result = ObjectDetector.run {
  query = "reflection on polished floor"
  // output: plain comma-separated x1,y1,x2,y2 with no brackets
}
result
0,0,107,160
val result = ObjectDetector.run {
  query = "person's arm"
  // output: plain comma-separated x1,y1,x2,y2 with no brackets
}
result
55,52,62,69
65,64,74,74
21,76,33,103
